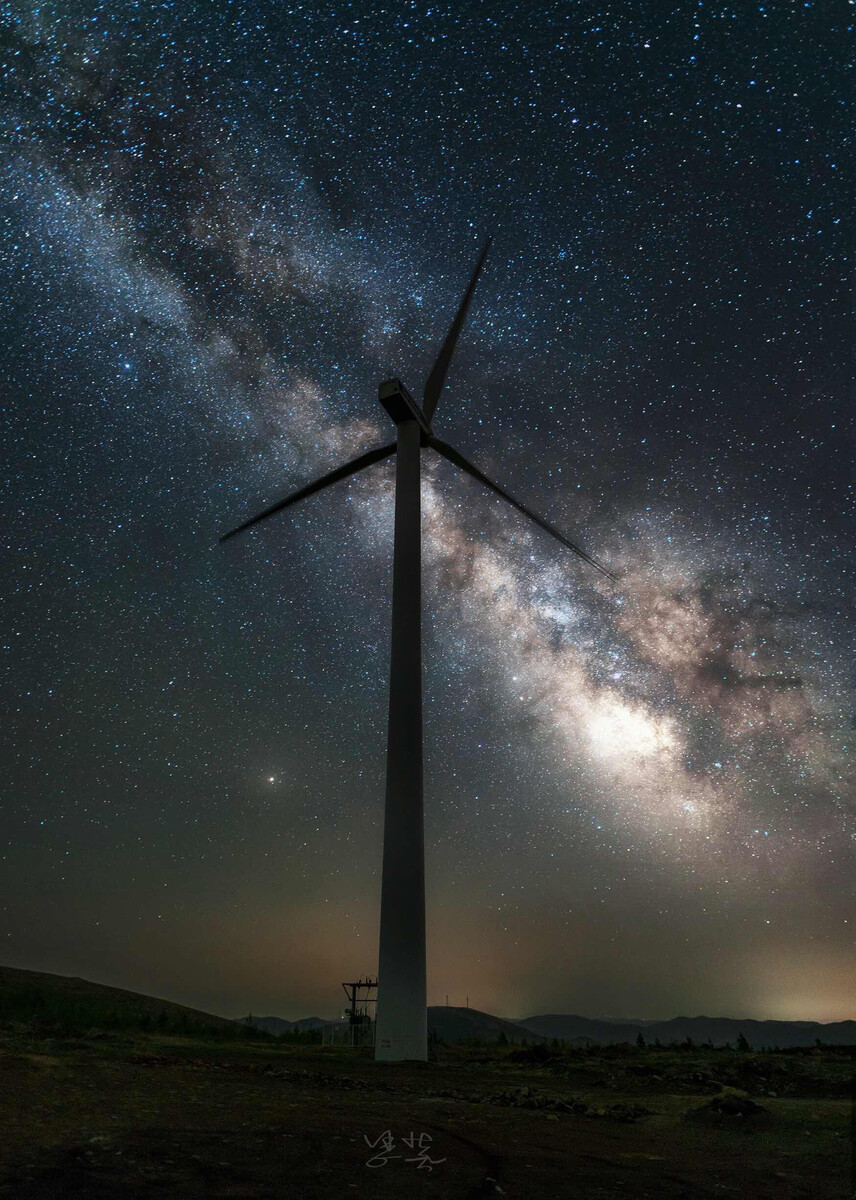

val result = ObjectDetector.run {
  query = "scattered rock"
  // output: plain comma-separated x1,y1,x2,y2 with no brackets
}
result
600,1102,654,1123
711,1095,767,1116
691,1094,769,1118
476,1086,654,1120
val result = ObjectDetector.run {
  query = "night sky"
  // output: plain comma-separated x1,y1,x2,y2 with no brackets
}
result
2,2,852,1024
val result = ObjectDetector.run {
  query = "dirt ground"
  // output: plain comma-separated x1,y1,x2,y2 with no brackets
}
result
0,1032,852,1199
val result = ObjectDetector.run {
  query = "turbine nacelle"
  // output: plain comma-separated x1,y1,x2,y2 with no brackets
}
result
221,235,615,585
378,379,432,435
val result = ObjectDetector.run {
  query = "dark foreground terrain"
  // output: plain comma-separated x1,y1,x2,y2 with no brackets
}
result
0,1026,852,1200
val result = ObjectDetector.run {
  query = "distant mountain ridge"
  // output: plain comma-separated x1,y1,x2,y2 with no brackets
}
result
427,1006,550,1045
239,1008,550,1044
2,968,851,1049
513,1013,856,1048
242,1007,856,1049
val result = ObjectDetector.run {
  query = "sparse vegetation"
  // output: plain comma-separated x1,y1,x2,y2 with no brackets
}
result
0,1019,850,1197
0,986,266,1041
0,969,850,1197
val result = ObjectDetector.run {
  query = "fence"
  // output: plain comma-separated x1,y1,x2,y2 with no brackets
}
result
322,1016,376,1048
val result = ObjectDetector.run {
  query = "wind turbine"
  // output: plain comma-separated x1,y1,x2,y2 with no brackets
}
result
220,238,615,1062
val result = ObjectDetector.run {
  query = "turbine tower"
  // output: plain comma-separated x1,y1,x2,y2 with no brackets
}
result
220,238,614,1062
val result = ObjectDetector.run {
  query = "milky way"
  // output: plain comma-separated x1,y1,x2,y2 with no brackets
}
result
2,2,852,1022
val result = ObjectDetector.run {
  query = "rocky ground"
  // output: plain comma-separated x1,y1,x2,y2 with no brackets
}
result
0,1030,852,1198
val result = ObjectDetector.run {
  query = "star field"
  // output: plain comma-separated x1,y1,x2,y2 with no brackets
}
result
1,1,852,1022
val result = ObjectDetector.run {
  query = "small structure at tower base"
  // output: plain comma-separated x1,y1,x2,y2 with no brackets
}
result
322,977,377,1048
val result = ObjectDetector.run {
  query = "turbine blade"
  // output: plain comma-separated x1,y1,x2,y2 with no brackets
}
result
220,442,397,542
422,237,491,425
428,437,616,581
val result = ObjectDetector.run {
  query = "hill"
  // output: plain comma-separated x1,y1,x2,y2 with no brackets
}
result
512,1014,643,1044
0,965,242,1035
427,1006,548,1044
240,1007,546,1044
